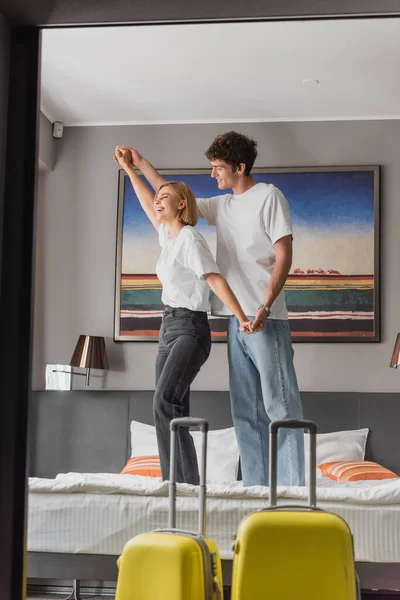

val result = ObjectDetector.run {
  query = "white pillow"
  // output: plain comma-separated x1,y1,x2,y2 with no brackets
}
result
190,427,239,484
130,420,239,483
130,420,159,457
304,428,369,480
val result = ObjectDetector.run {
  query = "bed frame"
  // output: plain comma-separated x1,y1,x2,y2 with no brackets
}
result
27,390,400,597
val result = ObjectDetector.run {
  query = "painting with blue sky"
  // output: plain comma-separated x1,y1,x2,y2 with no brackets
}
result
114,167,379,342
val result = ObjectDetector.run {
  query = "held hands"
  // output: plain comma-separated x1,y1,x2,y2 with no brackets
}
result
240,320,256,334
113,146,133,170
239,307,268,334
251,307,268,333
113,145,143,169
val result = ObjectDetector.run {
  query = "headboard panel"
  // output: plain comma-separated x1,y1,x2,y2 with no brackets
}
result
29,391,400,478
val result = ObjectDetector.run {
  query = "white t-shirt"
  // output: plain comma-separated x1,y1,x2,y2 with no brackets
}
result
197,182,292,319
156,223,220,312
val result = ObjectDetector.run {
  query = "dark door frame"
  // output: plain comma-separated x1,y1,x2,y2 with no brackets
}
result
1,3,400,599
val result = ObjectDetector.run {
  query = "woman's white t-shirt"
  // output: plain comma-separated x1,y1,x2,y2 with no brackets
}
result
156,224,219,312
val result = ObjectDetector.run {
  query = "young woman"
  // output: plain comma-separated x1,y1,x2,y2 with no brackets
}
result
114,147,253,485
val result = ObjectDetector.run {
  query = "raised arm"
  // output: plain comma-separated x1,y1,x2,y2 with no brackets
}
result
120,146,167,192
114,147,159,231
120,145,206,218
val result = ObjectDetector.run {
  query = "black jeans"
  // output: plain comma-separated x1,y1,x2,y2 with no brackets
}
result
154,306,211,485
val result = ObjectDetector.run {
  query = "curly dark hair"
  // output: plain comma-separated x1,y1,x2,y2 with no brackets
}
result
205,131,258,176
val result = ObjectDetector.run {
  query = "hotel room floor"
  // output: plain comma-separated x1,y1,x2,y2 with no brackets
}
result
27,594,115,600
26,590,400,599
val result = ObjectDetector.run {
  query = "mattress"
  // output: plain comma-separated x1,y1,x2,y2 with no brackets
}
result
27,473,400,562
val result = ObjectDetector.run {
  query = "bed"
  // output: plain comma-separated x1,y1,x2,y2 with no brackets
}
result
27,390,400,596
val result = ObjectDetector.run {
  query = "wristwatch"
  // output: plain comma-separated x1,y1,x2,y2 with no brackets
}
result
258,304,271,317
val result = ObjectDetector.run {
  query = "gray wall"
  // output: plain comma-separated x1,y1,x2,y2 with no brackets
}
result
38,112,56,172
29,390,400,478
0,14,10,274
32,121,400,392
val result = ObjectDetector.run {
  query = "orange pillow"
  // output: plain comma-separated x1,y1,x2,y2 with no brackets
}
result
121,455,162,478
318,460,399,482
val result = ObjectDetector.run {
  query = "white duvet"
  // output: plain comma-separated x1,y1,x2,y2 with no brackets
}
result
28,473,400,561
28,472,400,505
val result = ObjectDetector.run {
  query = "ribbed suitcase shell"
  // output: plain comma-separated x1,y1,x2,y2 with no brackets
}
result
116,532,222,600
115,417,223,600
231,420,358,600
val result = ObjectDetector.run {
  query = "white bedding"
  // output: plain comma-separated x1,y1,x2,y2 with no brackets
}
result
28,473,400,562
29,471,400,503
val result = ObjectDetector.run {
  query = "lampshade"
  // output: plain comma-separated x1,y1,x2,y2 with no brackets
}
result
70,335,109,371
390,333,400,369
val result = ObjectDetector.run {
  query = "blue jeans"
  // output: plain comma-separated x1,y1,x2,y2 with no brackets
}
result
228,317,305,487
154,306,211,485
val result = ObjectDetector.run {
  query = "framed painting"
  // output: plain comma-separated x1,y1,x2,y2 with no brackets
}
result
114,166,380,342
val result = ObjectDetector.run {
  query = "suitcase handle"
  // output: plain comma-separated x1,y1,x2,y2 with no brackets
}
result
269,419,317,508
169,417,209,536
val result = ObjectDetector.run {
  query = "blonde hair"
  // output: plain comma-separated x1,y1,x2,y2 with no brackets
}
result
156,181,198,227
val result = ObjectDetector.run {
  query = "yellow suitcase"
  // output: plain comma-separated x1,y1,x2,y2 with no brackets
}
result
115,417,223,600
231,419,360,600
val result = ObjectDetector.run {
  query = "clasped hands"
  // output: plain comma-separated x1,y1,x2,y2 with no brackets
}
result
240,307,268,334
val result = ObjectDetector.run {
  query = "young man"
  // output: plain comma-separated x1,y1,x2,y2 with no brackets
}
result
118,132,304,487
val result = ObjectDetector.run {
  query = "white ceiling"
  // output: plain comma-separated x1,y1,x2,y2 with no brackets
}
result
40,18,400,126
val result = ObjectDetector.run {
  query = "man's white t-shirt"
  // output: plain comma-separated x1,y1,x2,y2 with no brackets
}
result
156,223,219,312
197,182,292,319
